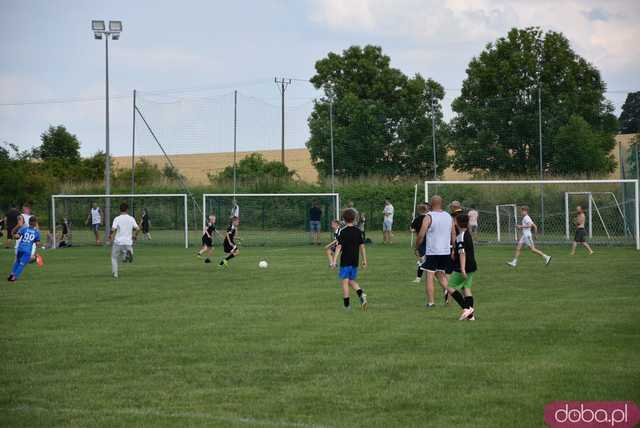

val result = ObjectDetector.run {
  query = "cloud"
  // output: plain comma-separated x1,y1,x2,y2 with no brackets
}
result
308,0,640,75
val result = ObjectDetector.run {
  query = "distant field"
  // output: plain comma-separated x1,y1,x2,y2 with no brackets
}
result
2,239,639,427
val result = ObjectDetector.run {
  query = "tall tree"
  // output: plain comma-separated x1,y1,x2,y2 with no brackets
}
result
34,125,81,162
619,91,640,134
451,27,617,176
307,45,448,178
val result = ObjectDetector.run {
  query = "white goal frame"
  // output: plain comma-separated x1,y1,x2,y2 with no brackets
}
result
425,179,640,250
201,193,341,233
51,194,189,248
496,204,518,242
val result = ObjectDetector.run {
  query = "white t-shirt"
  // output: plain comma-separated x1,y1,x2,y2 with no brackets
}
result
91,207,101,225
425,210,453,255
111,214,139,246
521,215,534,236
383,204,394,222
468,210,478,226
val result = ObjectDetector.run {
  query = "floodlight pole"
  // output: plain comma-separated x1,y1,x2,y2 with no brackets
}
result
104,33,112,243
131,89,136,215
233,90,238,197
538,84,545,233
329,98,335,193
431,95,437,180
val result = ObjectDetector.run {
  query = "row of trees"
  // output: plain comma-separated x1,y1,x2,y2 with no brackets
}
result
307,27,638,178
0,125,184,208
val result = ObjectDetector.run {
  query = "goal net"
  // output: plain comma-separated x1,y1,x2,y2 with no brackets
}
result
51,194,190,248
202,193,340,247
424,180,639,249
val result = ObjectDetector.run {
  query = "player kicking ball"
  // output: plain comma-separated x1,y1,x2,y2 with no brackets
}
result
7,216,42,282
324,219,340,268
446,214,477,321
332,208,368,311
507,206,551,268
219,216,239,268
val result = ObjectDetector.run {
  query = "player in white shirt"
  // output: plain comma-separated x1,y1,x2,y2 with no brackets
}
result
382,199,394,244
416,195,456,308
108,202,139,279
467,207,479,237
85,202,103,245
507,206,551,267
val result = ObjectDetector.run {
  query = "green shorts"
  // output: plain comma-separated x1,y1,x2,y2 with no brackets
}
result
449,271,474,289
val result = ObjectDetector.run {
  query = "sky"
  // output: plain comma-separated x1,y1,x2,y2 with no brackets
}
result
1,0,639,157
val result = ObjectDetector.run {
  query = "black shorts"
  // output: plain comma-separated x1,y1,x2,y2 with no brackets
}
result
142,224,150,233
574,228,587,243
421,254,452,273
223,240,237,254
201,235,213,248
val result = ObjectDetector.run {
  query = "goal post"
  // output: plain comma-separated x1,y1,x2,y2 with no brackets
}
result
424,179,640,249
202,193,340,247
496,204,518,242
51,194,189,248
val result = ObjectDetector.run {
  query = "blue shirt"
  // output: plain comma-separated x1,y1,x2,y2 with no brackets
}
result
17,226,40,253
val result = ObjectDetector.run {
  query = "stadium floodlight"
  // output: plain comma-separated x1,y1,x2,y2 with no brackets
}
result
92,20,105,39
91,19,123,245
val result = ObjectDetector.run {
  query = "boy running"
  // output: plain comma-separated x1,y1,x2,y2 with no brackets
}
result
109,203,139,279
446,214,477,321
8,216,41,282
507,206,551,267
325,219,340,267
198,214,219,263
570,205,593,255
219,216,240,267
333,208,368,311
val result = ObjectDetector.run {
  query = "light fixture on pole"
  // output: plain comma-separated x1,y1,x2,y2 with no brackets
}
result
92,19,122,244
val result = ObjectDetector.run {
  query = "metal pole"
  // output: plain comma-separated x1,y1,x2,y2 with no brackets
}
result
329,99,335,193
281,81,285,164
636,142,639,181
131,89,136,215
635,179,639,250
620,140,628,237
233,90,237,197
538,84,544,234
104,34,111,243
431,95,437,180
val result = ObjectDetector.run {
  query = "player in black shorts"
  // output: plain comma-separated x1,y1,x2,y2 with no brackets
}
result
197,214,219,263
219,216,240,267
411,203,430,283
140,208,151,240
324,219,340,268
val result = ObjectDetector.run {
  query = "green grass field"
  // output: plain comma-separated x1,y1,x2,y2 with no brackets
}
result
1,240,639,427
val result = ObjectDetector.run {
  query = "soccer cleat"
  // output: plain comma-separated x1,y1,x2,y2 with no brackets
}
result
125,250,134,263
425,303,436,309
204,258,211,264
467,316,476,321
219,259,229,268
7,274,16,282
359,293,368,311
459,307,475,320
507,260,517,268
196,253,202,259
112,273,118,279
544,255,552,266
412,277,421,283
36,254,43,267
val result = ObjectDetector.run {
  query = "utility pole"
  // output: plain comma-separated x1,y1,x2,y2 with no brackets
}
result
329,99,335,193
275,77,291,165
233,90,238,197
131,89,136,215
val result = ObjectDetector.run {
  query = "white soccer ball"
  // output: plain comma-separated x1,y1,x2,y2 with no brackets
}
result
258,260,268,269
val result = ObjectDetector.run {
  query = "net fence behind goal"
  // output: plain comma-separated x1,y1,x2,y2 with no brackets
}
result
424,180,639,248
51,194,189,248
202,193,340,247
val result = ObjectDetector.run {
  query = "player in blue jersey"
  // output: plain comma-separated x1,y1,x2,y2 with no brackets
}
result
8,216,41,282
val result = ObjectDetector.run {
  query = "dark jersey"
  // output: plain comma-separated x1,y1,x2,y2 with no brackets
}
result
205,222,216,237
309,206,322,221
6,208,19,231
452,230,477,273
142,214,150,227
337,225,364,267
62,220,69,235
411,214,426,232
225,224,237,244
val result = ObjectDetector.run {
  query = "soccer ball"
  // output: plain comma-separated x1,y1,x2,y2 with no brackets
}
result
258,260,268,269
